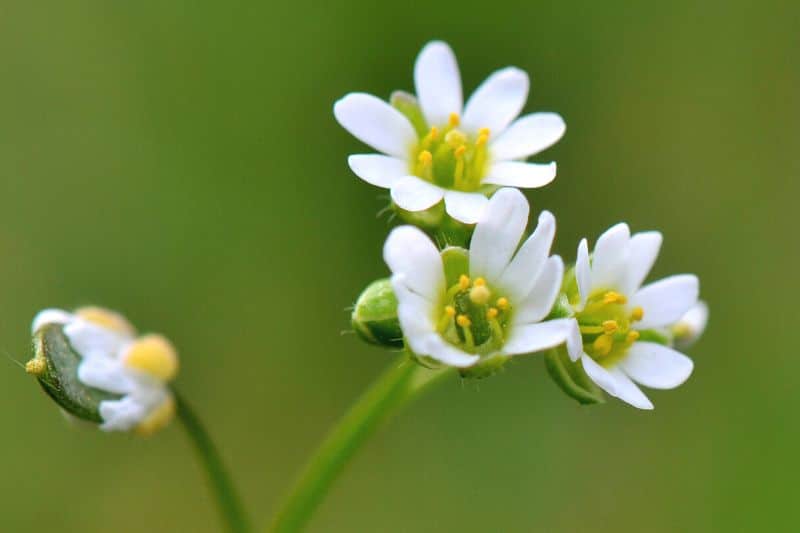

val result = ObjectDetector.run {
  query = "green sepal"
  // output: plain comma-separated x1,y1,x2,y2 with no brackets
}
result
393,201,445,232
390,91,428,137
544,347,605,405
352,278,404,349
28,323,120,423
459,353,510,380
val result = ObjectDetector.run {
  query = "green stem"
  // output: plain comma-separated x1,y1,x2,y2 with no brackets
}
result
267,355,451,533
174,390,251,533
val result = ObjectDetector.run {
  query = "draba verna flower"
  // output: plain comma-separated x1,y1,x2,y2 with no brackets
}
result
334,40,566,224
564,223,701,409
384,187,573,374
26,307,179,435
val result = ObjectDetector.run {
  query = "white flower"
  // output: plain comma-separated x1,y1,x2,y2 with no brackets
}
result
32,307,178,434
335,41,566,224
384,187,572,367
565,223,700,409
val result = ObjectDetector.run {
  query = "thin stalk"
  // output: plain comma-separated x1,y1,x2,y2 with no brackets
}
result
174,390,251,533
268,355,450,533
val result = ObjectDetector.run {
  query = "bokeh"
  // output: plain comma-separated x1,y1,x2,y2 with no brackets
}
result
0,1,796,531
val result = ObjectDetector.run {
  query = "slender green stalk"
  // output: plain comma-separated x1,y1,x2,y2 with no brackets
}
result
174,390,251,533
268,355,451,533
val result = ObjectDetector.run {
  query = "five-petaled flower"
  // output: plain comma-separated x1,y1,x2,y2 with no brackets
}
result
335,41,566,224
565,223,700,409
384,187,573,368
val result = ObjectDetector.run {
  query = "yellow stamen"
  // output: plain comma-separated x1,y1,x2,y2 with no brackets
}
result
630,306,644,321
445,129,467,147
486,307,499,319
474,277,486,287
135,395,176,436
123,334,179,382
592,334,614,357
626,331,640,343
459,275,471,290
76,306,136,335
418,150,432,165
496,297,509,310
428,126,439,140
454,145,466,158
602,320,619,334
469,285,491,305
456,314,472,328
445,305,456,317
478,127,490,138
448,112,460,127
603,291,628,305
25,357,46,376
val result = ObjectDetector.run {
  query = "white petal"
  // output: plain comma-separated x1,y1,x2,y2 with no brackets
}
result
620,342,694,389
499,211,556,298
414,41,463,127
78,356,136,395
333,93,417,158
489,112,566,161
565,320,583,361
98,397,146,432
384,226,444,301
443,190,489,224
502,318,572,356
421,334,480,367
348,154,408,188
393,278,437,335
674,301,709,348
64,320,129,359
576,238,591,307
607,367,654,410
390,176,445,212
483,161,557,188
632,274,699,329
580,354,618,395
619,231,662,295
469,188,529,282
31,309,73,334
513,255,564,324
590,223,630,291
461,67,529,136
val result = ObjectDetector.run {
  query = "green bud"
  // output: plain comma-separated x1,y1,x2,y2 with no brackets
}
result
544,347,605,405
459,353,510,380
352,278,403,348
26,323,120,423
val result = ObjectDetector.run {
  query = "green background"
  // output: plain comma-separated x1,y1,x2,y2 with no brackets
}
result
0,1,794,531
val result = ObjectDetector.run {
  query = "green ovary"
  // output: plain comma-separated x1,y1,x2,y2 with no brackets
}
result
412,113,490,192
435,274,511,355
575,289,645,367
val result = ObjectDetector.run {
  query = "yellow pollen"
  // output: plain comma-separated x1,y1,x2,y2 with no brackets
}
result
469,285,491,305
25,357,46,376
630,306,644,321
474,277,486,287
496,297,509,310
593,334,614,357
476,133,489,146
448,112,460,127
445,129,467,147
626,331,640,343
456,314,472,328
135,395,176,437
454,145,466,158
459,275,471,290
602,291,628,305
428,126,439,140
486,307,499,319
602,320,619,334
478,127,490,138
123,334,179,382
418,150,433,165
76,306,135,335
444,305,456,317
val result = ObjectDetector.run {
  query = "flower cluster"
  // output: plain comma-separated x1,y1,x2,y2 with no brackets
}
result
344,41,707,409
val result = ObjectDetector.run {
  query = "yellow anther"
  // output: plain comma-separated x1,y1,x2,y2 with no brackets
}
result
135,395,176,437
469,285,491,305
626,331,640,343
428,126,439,140
448,112,460,127
456,314,472,328
474,277,486,287
602,320,619,334
672,323,690,338
444,305,456,317
25,357,46,376
496,297,509,310
454,145,466,158
123,334,179,382
478,127,490,138
602,291,628,305
630,306,644,322
459,275,471,290
445,129,467,147
76,306,136,335
486,307,499,319
476,132,489,146
418,150,433,165
592,334,614,357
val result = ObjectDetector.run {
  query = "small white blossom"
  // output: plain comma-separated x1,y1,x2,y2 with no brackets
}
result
565,224,700,409
384,187,572,367
32,307,178,434
335,41,565,224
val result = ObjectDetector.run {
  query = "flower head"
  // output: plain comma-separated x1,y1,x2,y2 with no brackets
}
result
27,307,178,435
565,224,701,409
384,187,572,373
335,41,566,224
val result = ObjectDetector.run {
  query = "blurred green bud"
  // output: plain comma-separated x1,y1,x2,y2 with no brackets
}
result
352,278,403,348
544,347,605,405
27,323,119,424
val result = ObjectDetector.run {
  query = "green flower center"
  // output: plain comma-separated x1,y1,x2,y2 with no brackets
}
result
436,274,511,354
575,290,644,366
411,113,490,192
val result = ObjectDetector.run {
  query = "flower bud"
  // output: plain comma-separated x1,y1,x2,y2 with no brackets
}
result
351,279,403,348
544,347,605,405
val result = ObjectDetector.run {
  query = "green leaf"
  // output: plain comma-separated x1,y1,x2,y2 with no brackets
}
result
544,348,605,405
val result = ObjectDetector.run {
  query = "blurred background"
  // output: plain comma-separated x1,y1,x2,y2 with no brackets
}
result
0,1,796,531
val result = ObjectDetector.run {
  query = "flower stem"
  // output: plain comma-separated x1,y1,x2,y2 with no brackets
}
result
174,390,251,533
267,355,451,533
